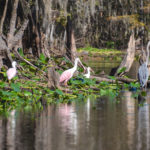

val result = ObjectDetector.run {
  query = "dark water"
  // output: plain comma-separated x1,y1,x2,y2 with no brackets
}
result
0,91,150,150
82,56,121,75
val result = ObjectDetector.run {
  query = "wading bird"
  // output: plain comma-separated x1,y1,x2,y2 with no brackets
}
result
138,41,150,88
84,67,91,78
59,58,84,86
6,61,17,80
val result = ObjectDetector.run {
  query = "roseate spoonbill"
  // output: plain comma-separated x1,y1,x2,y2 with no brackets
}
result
59,58,84,86
138,41,150,88
6,61,17,80
84,67,91,78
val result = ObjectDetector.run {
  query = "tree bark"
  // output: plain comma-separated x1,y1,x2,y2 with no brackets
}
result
91,75,136,84
7,0,19,44
47,67,60,89
0,0,29,65
0,0,8,34
115,33,135,76
66,16,77,61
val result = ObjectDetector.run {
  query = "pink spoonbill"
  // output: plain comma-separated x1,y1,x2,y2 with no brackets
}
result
59,58,85,86
6,61,17,80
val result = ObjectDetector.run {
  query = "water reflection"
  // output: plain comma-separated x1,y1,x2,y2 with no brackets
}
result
0,91,150,150
123,92,136,150
82,56,121,75
137,91,150,150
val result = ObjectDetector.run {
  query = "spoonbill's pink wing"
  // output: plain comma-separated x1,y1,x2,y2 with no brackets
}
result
6,68,17,80
59,70,72,83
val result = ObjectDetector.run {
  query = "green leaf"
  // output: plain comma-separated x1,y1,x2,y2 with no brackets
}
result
117,67,126,74
24,91,32,97
130,82,140,88
29,65,36,71
55,89,63,95
123,83,129,88
2,91,12,96
18,48,24,57
0,81,6,88
39,53,46,63
77,94,84,99
100,89,107,96
108,76,116,80
141,91,146,97
11,83,21,92
100,81,109,86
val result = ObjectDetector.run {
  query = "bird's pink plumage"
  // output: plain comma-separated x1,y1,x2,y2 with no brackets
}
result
6,68,17,80
59,70,72,83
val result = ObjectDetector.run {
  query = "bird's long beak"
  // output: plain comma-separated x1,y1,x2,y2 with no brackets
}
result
78,59,86,71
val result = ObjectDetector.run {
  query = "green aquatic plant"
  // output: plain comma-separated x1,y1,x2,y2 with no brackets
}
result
77,46,123,56
0,55,141,113
129,82,140,89
117,67,126,74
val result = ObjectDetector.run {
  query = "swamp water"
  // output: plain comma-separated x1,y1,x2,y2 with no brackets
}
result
0,57,150,150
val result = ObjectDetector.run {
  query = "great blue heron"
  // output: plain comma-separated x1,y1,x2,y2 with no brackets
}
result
138,41,150,88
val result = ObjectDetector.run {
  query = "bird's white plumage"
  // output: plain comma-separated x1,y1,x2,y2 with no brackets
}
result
6,61,17,80
84,67,91,78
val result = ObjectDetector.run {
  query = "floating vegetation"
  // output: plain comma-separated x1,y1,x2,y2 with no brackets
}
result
0,53,142,113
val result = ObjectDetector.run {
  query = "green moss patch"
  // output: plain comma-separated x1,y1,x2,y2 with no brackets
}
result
78,47,124,56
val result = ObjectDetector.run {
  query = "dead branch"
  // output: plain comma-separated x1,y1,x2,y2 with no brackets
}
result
91,75,136,84
91,75,120,83
116,77,136,83
15,49,46,76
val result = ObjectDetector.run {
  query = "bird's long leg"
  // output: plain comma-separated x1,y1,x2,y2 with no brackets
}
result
8,79,11,86
64,81,68,93
145,83,148,91
64,82,68,87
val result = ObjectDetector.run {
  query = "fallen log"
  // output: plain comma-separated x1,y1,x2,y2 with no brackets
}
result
116,77,136,84
91,75,137,84
91,75,119,83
